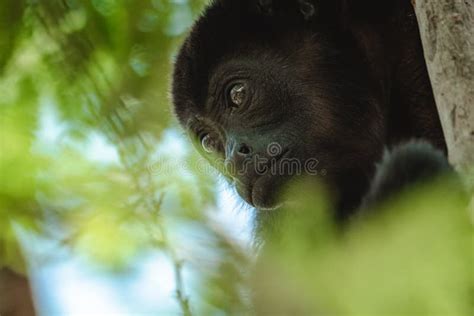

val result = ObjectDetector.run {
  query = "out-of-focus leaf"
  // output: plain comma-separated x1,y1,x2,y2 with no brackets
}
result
255,177,473,315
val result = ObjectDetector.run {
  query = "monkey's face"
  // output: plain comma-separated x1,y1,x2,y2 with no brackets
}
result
183,58,323,209
175,51,382,210
172,1,385,210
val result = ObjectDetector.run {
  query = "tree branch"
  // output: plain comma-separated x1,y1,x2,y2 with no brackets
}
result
413,0,474,211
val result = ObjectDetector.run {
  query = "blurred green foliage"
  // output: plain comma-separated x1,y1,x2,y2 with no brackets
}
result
0,1,472,315
0,0,216,276
0,1,253,314
255,177,473,315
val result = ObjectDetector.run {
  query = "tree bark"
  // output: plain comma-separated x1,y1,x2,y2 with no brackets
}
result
0,268,36,316
412,0,474,209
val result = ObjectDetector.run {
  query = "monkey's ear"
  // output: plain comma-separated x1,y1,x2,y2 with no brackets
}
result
254,0,319,21
298,0,318,21
256,0,273,16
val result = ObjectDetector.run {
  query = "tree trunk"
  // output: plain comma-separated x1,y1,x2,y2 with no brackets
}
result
0,268,36,316
412,0,474,210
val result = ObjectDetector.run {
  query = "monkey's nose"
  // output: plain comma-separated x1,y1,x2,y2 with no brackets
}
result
225,142,253,177
237,143,252,156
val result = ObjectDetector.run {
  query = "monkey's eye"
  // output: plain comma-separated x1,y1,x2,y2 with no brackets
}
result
229,83,247,107
201,133,217,153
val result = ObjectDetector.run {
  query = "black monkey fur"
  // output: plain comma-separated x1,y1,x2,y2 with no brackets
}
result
172,0,449,223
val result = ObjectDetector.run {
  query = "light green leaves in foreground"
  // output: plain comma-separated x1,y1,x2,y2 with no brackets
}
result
255,178,473,315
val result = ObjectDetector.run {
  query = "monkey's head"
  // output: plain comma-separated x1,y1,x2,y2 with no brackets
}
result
172,0,384,214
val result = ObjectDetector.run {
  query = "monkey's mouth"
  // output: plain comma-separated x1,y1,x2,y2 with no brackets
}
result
234,180,268,210
234,172,289,211
233,149,294,210
252,177,284,210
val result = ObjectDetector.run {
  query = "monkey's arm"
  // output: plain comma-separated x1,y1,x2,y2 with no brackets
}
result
361,141,452,209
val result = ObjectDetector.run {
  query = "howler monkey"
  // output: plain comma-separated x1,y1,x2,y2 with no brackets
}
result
172,0,449,222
